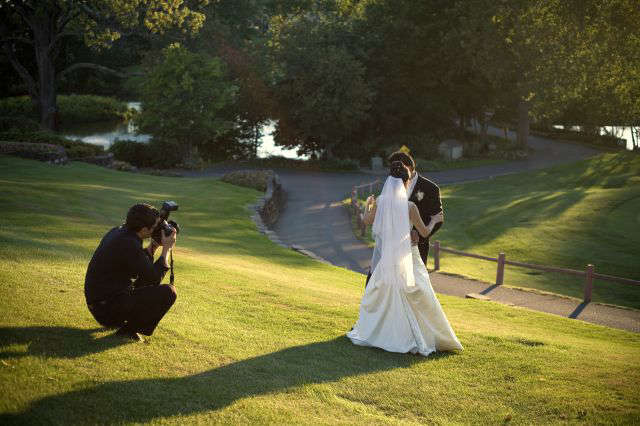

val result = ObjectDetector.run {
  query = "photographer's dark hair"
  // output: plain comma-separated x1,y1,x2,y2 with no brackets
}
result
390,161,410,182
125,203,160,232
388,151,415,170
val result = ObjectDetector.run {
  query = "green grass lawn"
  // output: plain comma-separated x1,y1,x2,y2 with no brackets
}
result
349,152,640,310
0,155,639,424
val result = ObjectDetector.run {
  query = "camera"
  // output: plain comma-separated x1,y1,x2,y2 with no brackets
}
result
152,201,180,245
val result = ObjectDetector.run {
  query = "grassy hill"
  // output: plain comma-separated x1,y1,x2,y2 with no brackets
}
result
0,156,639,424
353,152,640,309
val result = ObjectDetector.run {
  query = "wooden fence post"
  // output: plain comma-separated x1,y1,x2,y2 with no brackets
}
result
584,264,594,303
433,241,440,271
351,188,357,213
496,252,506,285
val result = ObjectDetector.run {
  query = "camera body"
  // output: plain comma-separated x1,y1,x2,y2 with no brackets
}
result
152,201,180,245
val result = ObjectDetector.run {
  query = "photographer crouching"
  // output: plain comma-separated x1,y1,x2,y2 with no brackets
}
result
85,203,179,342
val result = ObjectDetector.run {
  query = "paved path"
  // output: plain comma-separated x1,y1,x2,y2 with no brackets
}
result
185,128,640,332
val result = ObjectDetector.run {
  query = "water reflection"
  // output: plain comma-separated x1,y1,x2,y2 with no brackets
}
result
257,120,309,159
61,120,151,149
61,101,150,149
62,108,307,159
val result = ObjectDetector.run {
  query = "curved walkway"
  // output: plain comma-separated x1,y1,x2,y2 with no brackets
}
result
274,127,601,274
185,129,640,332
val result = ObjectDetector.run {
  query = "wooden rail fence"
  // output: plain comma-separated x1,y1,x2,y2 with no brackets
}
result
350,183,640,303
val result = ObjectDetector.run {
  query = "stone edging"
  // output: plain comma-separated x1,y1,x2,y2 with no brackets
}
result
248,173,331,265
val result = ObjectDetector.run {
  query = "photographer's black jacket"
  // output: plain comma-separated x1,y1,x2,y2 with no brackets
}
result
85,226,169,304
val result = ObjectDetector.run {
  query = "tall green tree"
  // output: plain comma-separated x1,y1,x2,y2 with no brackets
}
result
269,12,373,158
0,0,207,129
138,44,237,157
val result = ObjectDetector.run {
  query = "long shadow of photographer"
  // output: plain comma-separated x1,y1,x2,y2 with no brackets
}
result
1,336,456,423
0,326,130,360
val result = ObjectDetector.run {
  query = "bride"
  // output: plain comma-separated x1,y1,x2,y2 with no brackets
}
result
347,161,463,356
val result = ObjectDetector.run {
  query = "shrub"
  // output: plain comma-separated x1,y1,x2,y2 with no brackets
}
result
221,170,275,191
0,116,41,132
0,95,130,124
0,141,67,163
0,129,103,159
56,94,131,123
110,138,186,169
0,96,34,117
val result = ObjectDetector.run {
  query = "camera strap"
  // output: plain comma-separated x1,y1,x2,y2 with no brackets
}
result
169,250,174,285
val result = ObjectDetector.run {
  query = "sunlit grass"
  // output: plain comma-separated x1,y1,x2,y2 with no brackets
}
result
0,156,638,424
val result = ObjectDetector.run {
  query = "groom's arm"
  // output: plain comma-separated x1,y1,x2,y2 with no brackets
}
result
428,185,444,237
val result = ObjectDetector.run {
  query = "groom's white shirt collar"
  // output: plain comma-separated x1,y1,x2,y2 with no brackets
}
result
408,171,418,197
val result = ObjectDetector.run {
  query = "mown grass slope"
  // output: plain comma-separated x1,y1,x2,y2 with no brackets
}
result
0,156,638,424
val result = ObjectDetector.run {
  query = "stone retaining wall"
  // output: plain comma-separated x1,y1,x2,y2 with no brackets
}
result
256,173,286,226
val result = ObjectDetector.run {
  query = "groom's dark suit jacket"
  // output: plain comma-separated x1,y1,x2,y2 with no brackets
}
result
409,174,443,264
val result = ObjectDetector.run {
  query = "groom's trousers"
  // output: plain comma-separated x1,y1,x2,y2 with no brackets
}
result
417,240,430,266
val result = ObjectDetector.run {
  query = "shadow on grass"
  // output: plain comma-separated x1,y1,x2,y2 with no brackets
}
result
1,336,457,423
0,326,129,360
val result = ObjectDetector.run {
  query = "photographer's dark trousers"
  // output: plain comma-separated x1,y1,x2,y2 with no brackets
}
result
88,284,177,336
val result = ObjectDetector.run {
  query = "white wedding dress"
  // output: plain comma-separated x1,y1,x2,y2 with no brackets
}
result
347,177,463,356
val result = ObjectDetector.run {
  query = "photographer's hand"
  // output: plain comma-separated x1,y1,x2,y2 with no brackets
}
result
160,228,177,268
146,240,160,257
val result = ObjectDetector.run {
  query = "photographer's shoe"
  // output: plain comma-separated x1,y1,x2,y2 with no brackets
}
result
114,327,144,342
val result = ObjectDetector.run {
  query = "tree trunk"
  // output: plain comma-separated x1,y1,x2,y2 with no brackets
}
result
253,123,260,158
480,115,488,140
33,26,58,131
516,100,530,147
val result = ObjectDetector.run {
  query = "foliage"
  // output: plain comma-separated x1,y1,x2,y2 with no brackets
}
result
138,45,237,153
221,170,275,192
0,141,67,163
269,12,373,159
0,0,207,128
0,129,103,159
109,138,185,169
0,156,639,424
0,95,130,124
0,116,41,132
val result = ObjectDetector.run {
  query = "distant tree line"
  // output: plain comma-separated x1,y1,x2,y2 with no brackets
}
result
2,0,638,161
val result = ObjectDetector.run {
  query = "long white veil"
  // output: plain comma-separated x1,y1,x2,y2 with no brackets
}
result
372,176,415,289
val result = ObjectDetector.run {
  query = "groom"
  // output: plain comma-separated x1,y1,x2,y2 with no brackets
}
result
365,151,444,286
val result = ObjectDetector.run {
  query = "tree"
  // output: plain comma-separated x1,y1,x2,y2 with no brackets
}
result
190,0,277,158
138,44,237,157
269,12,373,158
0,0,206,129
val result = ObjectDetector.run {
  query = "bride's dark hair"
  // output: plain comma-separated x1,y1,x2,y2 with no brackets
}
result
390,160,409,182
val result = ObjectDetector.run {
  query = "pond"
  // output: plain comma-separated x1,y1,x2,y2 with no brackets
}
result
62,103,306,159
